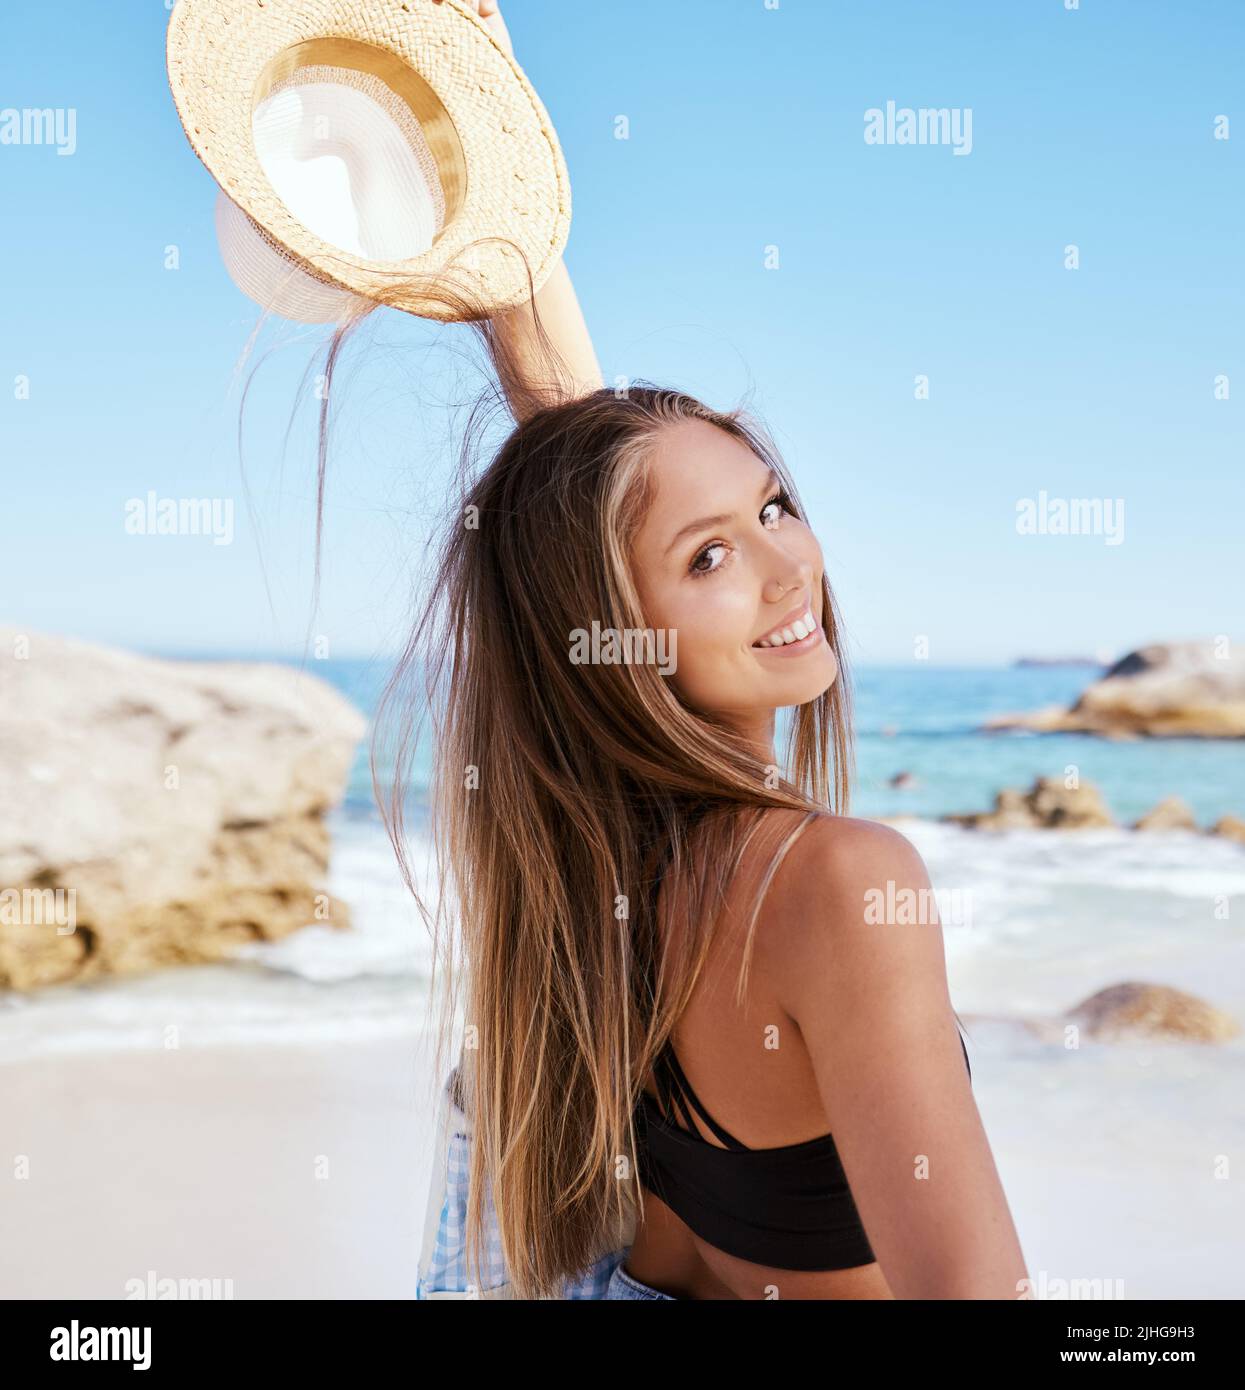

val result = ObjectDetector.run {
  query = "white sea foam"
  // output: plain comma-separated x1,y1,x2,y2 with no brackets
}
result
2,813,1241,1062
887,819,1245,1021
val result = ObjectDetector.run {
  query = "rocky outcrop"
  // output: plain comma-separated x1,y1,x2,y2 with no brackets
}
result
0,628,367,990
1062,983,1241,1044
984,640,1245,738
1133,796,1197,831
1212,815,1245,844
941,776,1115,830
941,779,1245,836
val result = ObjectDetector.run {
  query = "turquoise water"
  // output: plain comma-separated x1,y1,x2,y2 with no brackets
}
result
851,667,1244,827
283,658,1244,829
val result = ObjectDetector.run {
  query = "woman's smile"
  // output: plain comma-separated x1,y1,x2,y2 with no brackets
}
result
752,613,824,657
752,600,821,652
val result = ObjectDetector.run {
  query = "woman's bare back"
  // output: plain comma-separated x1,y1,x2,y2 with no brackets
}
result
627,807,895,1300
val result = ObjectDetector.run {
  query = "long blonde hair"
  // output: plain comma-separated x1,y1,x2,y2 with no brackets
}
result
281,242,856,1297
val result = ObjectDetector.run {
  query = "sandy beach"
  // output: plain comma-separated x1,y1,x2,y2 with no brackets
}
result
0,1036,441,1300
2,1016,1241,1300
3,807,1244,1300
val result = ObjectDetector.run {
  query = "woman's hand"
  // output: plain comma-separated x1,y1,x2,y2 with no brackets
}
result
431,0,514,62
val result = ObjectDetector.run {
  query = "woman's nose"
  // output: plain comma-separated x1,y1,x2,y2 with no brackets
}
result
762,554,813,604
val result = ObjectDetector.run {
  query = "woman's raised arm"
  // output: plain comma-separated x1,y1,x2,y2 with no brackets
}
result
491,256,604,416
433,0,604,417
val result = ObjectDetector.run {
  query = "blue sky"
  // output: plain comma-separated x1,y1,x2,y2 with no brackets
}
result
1,0,1241,664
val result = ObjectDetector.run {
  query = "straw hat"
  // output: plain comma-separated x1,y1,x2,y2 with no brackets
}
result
166,0,571,323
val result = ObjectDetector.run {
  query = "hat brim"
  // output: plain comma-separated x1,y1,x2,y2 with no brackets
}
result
166,0,570,321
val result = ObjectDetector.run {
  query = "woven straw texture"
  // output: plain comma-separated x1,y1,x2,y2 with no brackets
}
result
166,0,571,321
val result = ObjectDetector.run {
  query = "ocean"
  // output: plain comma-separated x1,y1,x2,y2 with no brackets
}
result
315,658,1245,827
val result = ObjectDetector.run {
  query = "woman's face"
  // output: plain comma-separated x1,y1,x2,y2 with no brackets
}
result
629,418,839,740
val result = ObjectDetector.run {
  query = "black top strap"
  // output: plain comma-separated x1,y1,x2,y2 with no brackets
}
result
650,1047,698,1135
654,1044,748,1150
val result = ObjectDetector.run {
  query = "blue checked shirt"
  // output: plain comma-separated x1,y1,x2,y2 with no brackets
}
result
416,1062,632,1299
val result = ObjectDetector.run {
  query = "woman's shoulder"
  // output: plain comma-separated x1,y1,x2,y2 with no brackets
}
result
746,807,925,885
739,807,941,1000
687,805,932,958
707,805,924,900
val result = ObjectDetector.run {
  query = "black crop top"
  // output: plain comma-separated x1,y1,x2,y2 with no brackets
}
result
632,822,973,1272
634,1030,972,1271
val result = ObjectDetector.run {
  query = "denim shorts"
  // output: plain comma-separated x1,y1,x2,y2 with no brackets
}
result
605,1263,678,1300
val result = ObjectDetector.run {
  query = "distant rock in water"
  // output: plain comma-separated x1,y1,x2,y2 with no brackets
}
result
1212,814,1245,844
1133,796,1198,831
941,776,1115,829
888,770,919,790
941,779,1245,837
0,629,368,991
1062,983,1240,1044
985,640,1245,738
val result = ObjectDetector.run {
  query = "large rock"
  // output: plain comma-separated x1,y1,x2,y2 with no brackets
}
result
1063,983,1240,1043
941,776,1116,830
984,640,1245,738
0,628,368,990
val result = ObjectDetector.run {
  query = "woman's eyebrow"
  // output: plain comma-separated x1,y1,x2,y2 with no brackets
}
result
663,468,779,557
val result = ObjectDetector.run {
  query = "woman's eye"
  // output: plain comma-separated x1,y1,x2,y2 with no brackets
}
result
689,542,728,577
760,493,788,528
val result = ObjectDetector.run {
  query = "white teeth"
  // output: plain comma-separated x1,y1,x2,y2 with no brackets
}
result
756,609,818,648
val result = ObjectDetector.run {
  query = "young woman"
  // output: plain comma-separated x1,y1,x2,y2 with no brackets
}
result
377,0,1031,1302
